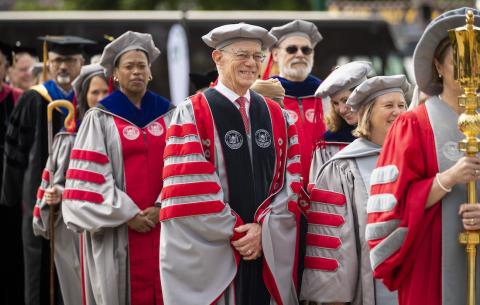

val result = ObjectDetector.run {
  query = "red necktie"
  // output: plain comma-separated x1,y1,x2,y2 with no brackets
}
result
236,97,250,134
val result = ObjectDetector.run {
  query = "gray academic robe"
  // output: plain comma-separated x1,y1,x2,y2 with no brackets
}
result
301,137,398,305
309,141,349,187
159,95,300,305
32,132,82,305
62,107,174,305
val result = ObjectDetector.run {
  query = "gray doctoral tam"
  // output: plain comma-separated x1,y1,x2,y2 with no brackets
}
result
269,19,322,47
72,63,105,96
100,30,160,77
347,75,411,112
315,61,374,98
202,23,277,50
413,7,480,96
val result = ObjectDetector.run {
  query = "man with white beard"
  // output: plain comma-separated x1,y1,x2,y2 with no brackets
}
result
1,35,94,305
269,19,325,292
270,20,325,189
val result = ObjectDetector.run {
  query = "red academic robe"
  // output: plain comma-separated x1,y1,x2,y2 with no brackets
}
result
284,95,325,188
367,104,441,305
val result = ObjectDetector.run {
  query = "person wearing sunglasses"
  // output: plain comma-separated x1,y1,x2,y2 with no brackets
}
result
269,20,325,193
269,19,324,291
159,23,301,305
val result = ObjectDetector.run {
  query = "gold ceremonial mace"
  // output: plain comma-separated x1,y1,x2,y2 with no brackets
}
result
449,10,480,305
46,100,75,305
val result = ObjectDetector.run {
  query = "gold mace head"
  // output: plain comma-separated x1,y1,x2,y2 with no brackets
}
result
459,112,480,135
448,10,480,89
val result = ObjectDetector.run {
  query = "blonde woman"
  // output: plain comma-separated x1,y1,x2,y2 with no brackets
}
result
302,75,409,305
309,61,373,184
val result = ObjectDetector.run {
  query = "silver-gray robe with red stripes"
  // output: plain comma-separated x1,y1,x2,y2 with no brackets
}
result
159,93,301,305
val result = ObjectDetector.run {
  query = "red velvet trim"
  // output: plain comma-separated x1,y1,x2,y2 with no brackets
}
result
63,189,104,204
287,143,300,159
310,189,346,206
161,181,221,200
287,162,302,175
308,211,345,227
191,94,215,163
159,200,225,220
66,169,106,184
80,234,87,305
287,124,297,139
306,233,341,249
339,143,348,150
167,124,198,138
231,211,246,266
262,259,284,305
12,87,23,104
70,95,77,132
290,181,302,194
163,142,203,158
70,149,109,164
36,187,45,200
108,76,114,93
261,54,273,80
33,205,40,218
304,256,339,271
287,201,298,214
162,161,215,179
42,169,50,181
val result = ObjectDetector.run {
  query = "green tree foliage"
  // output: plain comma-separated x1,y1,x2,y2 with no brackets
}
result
63,0,314,10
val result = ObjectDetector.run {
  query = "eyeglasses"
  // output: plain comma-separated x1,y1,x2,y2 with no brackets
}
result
284,45,314,55
49,56,81,67
220,49,266,63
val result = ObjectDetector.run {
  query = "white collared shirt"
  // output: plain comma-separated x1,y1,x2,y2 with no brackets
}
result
215,80,251,118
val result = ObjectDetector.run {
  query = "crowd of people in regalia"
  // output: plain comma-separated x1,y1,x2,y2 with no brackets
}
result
0,6,479,305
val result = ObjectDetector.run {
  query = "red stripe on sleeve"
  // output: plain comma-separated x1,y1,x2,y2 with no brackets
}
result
163,162,215,179
306,233,341,249
42,169,50,181
70,149,109,164
310,189,346,206
33,205,41,218
167,124,198,138
160,200,225,220
161,181,221,200
287,143,300,159
287,162,302,175
287,125,297,139
307,211,345,227
66,169,106,184
63,189,104,204
304,256,339,271
307,183,315,194
164,142,204,158
37,188,45,200
290,181,302,194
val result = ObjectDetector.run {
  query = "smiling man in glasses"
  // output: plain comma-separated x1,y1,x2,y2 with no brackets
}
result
1,35,94,305
159,23,301,305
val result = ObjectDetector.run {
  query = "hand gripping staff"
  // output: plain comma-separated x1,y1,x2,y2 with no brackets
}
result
46,100,75,305
449,10,480,305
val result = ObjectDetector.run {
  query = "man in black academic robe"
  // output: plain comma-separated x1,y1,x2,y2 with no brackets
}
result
0,40,25,305
1,35,93,305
